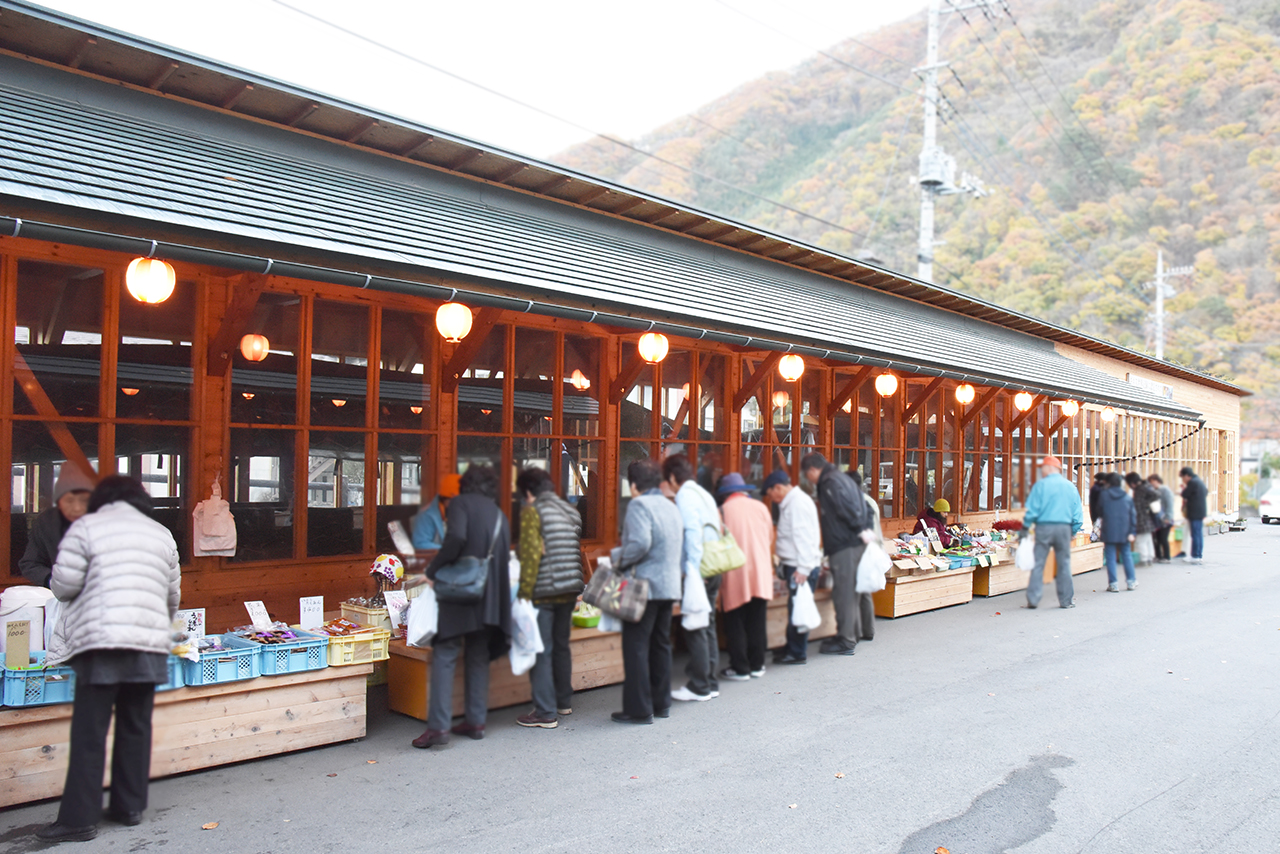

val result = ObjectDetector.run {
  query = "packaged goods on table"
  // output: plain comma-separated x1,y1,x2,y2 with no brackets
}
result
310,618,390,666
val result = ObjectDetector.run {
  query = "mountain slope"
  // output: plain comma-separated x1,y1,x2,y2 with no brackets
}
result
556,0,1280,430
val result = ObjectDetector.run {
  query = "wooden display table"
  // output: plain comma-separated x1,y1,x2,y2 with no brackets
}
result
387,628,624,721
763,588,836,647
872,565,977,618
974,541,1104,596
0,664,371,809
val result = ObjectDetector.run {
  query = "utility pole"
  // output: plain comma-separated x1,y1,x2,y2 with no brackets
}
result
915,0,990,283
1148,249,1193,360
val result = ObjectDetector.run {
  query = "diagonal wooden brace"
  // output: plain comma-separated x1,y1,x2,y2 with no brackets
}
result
441,307,504,393
732,352,783,413
206,273,269,376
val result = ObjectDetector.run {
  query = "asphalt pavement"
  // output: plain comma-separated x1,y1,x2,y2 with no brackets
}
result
3,524,1278,854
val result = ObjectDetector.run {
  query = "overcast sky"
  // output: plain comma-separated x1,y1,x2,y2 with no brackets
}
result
41,0,925,158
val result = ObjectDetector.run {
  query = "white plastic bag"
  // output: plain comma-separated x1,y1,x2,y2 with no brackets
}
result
791,582,822,631
598,612,623,633
680,561,712,630
856,541,890,594
1015,536,1036,572
509,598,544,676
405,585,438,648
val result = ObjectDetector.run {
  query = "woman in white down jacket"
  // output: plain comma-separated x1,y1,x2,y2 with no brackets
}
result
38,476,181,845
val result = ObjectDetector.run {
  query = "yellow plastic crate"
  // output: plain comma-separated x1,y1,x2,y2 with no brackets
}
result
325,627,391,667
340,603,391,632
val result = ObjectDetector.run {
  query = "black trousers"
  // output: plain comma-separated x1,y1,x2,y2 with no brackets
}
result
1153,525,1171,561
58,682,156,827
723,597,769,674
620,599,674,718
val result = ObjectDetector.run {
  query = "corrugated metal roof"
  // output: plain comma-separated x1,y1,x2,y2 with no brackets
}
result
0,68,1200,420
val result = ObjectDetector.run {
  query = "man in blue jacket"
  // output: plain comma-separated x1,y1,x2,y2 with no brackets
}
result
1022,455,1085,610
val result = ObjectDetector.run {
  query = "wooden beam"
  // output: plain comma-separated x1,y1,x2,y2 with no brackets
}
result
148,60,180,90
441,307,504,393
645,208,681,225
399,134,436,157
449,149,484,171
1047,412,1072,437
538,175,572,194
610,197,646,215
576,186,609,206
673,216,710,233
12,353,96,480
66,36,96,69
284,102,319,126
1007,394,1048,433
731,352,784,413
701,224,738,241
827,366,872,419
902,376,946,422
958,386,1002,429
345,118,378,143
220,83,254,110
492,163,529,183
609,348,648,406
205,273,269,376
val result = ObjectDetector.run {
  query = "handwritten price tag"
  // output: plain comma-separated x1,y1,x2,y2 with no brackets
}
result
244,601,272,630
299,596,324,630
382,591,408,629
176,608,206,638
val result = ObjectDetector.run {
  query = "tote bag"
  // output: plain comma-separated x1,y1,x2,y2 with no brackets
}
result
582,565,650,623
433,516,503,605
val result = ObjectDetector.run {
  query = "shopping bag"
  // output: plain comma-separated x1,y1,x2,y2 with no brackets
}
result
791,583,822,631
1015,535,1036,572
582,565,650,622
856,541,890,594
405,585,438,648
598,612,623,633
509,598,544,676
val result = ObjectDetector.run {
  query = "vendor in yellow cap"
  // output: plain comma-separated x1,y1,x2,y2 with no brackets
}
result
913,497,956,547
411,473,461,550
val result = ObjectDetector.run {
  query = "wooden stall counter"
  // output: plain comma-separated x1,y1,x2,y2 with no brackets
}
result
0,664,371,809
387,628,624,721
974,541,1104,597
873,565,977,618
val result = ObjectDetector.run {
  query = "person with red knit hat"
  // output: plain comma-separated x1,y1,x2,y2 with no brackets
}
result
1021,455,1085,610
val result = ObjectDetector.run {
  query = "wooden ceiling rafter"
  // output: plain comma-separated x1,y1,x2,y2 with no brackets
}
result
827,366,873,419
441,307,504,393
1007,394,1048,432
958,387,1003,428
148,60,180,90
286,101,319,127
344,117,377,143
205,272,270,376
732,351,783,412
902,376,947,422
398,134,436,158
65,35,95,68
220,82,253,110
609,348,649,405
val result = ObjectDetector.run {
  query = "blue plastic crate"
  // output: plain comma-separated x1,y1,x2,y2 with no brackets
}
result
180,639,261,687
224,631,328,676
3,651,75,707
947,556,976,569
157,655,184,692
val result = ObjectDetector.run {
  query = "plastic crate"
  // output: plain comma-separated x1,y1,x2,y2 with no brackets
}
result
324,627,390,667
181,640,261,687
340,603,392,632
2,652,75,707
157,655,184,692
947,556,976,569
225,631,329,676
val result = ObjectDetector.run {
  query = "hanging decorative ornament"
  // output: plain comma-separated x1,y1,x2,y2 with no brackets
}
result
125,257,176,304
955,383,976,405
772,390,790,409
570,369,591,391
1060,399,1080,417
239,333,270,362
637,332,669,364
369,553,404,594
435,302,473,343
1014,391,1035,412
874,372,898,397
1100,406,1117,422
777,354,805,383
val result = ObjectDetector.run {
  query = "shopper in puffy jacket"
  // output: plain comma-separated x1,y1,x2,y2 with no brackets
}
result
514,468,583,730
1099,472,1138,593
39,476,181,844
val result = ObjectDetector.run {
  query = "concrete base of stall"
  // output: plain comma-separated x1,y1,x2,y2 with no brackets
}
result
0,664,371,809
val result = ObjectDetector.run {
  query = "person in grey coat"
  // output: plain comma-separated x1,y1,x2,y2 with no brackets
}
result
1148,474,1176,563
609,458,683,725
1099,472,1138,592
19,464,94,587
413,466,512,749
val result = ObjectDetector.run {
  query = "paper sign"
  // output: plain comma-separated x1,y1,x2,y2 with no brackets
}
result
299,596,324,630
387,520,415,554
932,557,951,571
244,601,272,630
176,608,206,638
6,620,30,669
382,591,409,629
914,556,934,571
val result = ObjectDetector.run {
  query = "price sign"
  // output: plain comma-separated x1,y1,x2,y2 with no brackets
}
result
914,556,934,571
382,591,409,629
244,601,272,631
5,620,30,669
176,608,206,638
299,596,324,630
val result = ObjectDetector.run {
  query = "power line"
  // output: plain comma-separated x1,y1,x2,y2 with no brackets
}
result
859,109,916,254
709,0,917,71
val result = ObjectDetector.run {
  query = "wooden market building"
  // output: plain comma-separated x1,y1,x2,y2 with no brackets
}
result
0,1,1247,629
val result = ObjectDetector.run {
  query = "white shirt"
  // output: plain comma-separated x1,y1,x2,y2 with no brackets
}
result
775,487,822,570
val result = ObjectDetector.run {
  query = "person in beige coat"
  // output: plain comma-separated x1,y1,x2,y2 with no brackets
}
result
39,476,181,844
716,473,775,681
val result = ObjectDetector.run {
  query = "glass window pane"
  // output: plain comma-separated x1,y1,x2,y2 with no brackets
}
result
14,260,104,418
118,276,196,422
660,351,692,444
617,440,654,535
513,328,556,435
903,450,922,519
379,309,434,430
114,424,190,561
457,325,507,433
307,430,365,557
512,436,554,538
10,421,100,577
564,335,601,437
621,363,655,439
696,444,729,493
230,428,295,562
311,301,368,428
693,354,727,441
231,291,302,425
561,438,602,541
457,434,504,472
878,450,898,519
376,432,433,553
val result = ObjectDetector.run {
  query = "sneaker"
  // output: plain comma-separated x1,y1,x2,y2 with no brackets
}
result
557,708,573,716
1061,603,1076,609
36,823,98,843
1107,583,1120,593
750,666,766,678
718,668,751,682
671,686,714,702
1127,580,1138,591
710,690,720,698
773,654,806,665
819,640,856,656
517,712,558,729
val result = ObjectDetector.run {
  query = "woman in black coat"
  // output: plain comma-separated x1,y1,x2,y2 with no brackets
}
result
413,466,511,749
